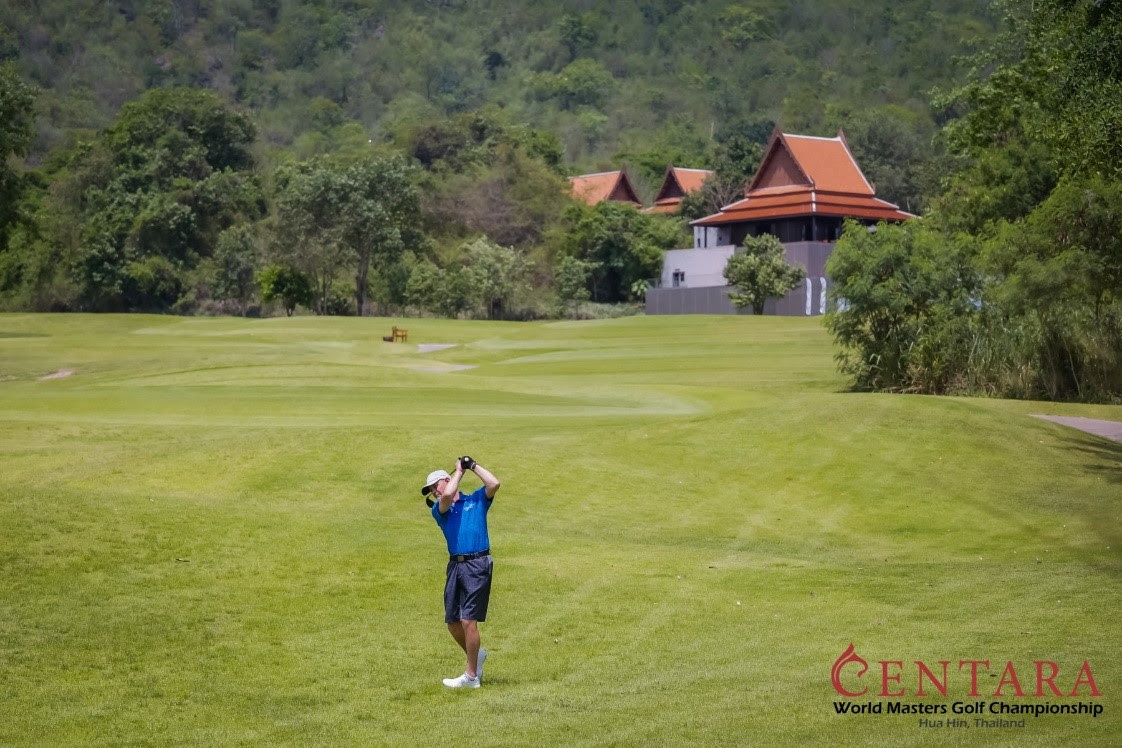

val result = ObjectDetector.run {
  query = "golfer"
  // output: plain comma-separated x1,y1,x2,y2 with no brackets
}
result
421,455,501,689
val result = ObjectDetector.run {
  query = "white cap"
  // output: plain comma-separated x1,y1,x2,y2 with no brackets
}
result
421,469,450,497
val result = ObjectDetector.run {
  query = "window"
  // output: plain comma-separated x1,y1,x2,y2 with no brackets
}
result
672,270,685,288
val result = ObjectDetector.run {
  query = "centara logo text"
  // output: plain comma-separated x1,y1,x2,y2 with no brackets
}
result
831,643,1101,698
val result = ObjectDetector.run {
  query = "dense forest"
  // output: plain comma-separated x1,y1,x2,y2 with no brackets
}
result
0,1,1118,400
4,1,988,180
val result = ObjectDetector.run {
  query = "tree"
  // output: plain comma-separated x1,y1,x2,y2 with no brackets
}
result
41,88,261,311
258,264,313,316
103,88,256,178
557,13,597,61
271,160,349,315
408,110,502,170
271,155,421,316
4,0,997,182
981,177,1122,399
842,105,934,214
337,156,422,315
0,64,36,252
929,0,1121,236
534,59,616,111
558,202,685,302
920,0,1122,400
404,260,474,318
423,143,569,249
462,237,529,319
404,260,444,312
723,234,805,315
370,256,414,314
719,6,776,50
936,0,1122,184
213,225,259,313
613,118,713,190
712,130,766,187
824,220,979,393
679,175,749,222
927,140,1057,236
553,255,594,314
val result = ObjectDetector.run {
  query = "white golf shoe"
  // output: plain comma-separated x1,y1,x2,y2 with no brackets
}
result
442,673,481,689
477,648,487,682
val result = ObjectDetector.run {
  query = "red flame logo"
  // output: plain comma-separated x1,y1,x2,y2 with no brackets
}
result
832,643,869,697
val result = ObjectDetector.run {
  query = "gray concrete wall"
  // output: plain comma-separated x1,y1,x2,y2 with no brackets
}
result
645,279,832,316
782,241,833,278
646,285,746,315
646,241,836,316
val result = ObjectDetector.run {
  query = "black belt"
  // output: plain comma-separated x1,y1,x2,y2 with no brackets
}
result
450,550,490,562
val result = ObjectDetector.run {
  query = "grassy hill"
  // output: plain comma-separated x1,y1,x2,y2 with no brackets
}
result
0,313,1118,745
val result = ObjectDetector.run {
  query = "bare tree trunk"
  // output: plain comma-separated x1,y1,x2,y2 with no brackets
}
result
355,253,369,317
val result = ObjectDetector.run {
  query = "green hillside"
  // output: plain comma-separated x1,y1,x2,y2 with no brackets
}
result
3,0,992,182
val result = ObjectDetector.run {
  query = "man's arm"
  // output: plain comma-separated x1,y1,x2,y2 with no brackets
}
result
438,463,465,514
472,462,501,499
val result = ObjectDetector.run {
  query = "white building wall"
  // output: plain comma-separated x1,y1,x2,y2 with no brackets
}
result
660,246,739,289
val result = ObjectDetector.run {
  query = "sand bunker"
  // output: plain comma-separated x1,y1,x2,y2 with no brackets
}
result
412,364,477,373
37,369,74,381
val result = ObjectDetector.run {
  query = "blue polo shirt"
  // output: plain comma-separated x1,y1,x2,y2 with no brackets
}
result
432,485,493,555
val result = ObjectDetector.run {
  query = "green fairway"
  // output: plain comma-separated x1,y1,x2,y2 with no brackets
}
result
1,313,1118,746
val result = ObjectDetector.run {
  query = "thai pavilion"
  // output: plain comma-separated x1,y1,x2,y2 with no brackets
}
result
642,165,716,215
646,130,915,315
568,170,642,207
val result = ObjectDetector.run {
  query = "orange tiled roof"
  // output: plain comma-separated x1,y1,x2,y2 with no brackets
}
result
668,166,714,194
692,131,914,226
642,165,715,214
763,134,875,195
644,199,683,215
692,186,915,225
568,171,641,206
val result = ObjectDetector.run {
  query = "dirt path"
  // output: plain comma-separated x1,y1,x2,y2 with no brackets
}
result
1031,415,1122,442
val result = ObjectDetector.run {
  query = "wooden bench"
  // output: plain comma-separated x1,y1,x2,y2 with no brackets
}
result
382,325,408,343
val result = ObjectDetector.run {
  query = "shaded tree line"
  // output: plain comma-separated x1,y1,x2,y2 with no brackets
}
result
0,85,685,319
826,0,1122,403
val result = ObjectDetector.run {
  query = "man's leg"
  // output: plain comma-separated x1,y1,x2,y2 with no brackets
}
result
447,621,467,653
442,564,482,688
461,619,481,678
442,619,483,688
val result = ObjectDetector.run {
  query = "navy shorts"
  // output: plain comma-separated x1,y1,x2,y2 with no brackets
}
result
444,555,493,624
